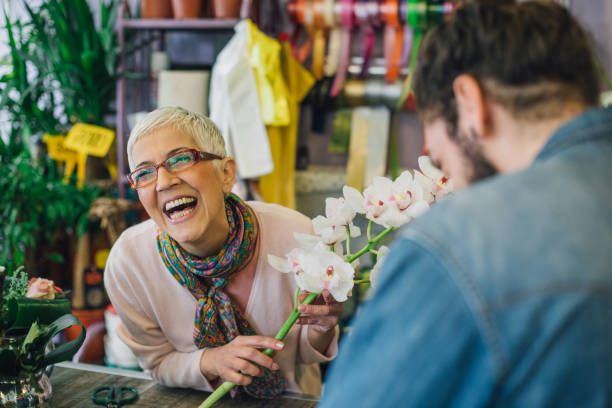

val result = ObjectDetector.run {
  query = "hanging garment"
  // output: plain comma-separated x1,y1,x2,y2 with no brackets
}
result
258,41,315,209
209,21,273,179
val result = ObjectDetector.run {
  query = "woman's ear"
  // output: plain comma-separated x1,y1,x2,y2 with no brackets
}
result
219,157,237,193
453,74,488,139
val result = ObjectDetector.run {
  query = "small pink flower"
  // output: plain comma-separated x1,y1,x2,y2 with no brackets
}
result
26,278,61,300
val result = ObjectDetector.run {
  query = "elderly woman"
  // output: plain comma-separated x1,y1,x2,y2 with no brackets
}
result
104,107,340,398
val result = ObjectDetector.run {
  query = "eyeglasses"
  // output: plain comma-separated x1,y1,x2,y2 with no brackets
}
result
128,148,222,189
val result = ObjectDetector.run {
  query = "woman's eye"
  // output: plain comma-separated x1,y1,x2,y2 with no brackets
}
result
168,154,193,168
135,168,154,181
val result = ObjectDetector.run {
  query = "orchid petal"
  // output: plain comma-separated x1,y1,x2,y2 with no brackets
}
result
343,186,366,213
267,254,291,273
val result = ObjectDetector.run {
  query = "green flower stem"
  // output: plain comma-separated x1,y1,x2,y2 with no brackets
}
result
345,225,352,256
199,292,320,408
367,220,373,241
346,226,395,264
293,286,300,310
353,279,370,285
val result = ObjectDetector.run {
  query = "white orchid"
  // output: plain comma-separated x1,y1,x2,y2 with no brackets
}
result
416,155,453,202
312,196,361,245
344,172,429,228
369,246,390,289
268,242,355,302
389,170,431,220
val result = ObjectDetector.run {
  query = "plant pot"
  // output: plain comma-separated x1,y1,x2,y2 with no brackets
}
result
211,0,242,18
171,0,203,19
141,0,173,18
64,308,105,342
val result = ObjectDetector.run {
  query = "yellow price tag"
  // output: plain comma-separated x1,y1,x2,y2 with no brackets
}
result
43,134,78,162
64,123,115,157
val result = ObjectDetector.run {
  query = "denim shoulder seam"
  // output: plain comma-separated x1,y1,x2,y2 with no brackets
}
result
399,230,509,378
537,123,612,160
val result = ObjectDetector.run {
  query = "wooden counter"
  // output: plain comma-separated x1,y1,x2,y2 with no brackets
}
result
51,362,318,407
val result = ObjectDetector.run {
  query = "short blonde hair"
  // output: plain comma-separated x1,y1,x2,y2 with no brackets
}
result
127,106,227,171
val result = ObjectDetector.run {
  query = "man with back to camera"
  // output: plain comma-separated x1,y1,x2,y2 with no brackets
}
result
318,1,612,407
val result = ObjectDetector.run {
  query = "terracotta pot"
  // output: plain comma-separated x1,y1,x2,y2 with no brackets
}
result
141,0,173,18
211,0,242,18
64,308,105,341
171,0,203,19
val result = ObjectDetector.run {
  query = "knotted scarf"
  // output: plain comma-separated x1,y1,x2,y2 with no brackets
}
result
156,193,285,398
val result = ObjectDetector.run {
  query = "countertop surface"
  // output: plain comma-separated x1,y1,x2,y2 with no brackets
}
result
51,362,318,407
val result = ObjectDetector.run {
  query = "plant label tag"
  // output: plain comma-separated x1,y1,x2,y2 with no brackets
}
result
43,134,78,162
64,123,115,157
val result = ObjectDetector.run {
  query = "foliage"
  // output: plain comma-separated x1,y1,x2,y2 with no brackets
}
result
17,0,120,126
0,151,101,276
0,0,118,275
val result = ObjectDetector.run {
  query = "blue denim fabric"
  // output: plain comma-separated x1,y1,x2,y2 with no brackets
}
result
319,107,612,408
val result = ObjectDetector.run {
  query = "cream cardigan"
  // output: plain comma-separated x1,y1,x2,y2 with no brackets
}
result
104,201,338,395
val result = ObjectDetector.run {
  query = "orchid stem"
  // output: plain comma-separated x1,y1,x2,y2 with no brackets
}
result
345,226,395,264
199,292,320,408
345,225,352,257
293,286,300,310
367,220,373,241
353,279,370,285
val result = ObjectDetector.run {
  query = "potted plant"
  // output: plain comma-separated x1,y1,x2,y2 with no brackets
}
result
0,265,85,407
0,0,120,278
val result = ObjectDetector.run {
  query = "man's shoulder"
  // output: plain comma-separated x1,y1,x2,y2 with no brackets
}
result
398,158,612,303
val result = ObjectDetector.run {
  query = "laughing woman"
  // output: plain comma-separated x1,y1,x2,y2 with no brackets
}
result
104,107,340,398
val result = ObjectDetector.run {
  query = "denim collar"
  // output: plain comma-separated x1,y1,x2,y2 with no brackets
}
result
535,107,612,162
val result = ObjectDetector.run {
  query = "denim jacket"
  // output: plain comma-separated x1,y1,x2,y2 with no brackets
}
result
319,108,612,408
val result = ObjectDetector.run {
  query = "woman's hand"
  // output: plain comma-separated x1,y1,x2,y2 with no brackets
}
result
297,290,342,353
199,335,284,386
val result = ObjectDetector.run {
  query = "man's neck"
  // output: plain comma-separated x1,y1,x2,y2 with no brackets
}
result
484,102,588,173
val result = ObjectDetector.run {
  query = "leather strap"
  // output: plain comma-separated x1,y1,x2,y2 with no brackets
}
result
322,0,341,76
354,0,380,78
331,0,355,97
288,0,313,63
381,0,403,82
311,0,327,79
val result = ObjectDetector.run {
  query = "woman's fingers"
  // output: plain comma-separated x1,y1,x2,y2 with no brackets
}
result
297,302,343,316
229,356,263,378
234,346,280,371
233,335,284,351
220,365,253,386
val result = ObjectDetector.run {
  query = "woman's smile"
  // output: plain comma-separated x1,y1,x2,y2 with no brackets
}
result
163,195,199,223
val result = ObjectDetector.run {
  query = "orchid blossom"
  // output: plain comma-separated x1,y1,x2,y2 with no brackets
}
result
269,242,355,302
369,246,391,289
312,196,361,245
416,155,453,202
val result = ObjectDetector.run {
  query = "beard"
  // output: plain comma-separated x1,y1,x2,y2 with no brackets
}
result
455,127,498,184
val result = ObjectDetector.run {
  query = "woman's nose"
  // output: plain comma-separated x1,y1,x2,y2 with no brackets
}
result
155,166,180,191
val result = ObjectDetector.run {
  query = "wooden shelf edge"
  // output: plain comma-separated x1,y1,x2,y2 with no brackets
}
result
118,18,239,30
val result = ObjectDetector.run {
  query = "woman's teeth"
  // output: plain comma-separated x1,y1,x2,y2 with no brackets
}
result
169,206,195,220
165,197,195,211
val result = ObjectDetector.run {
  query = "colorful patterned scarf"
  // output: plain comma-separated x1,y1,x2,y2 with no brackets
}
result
156,193,285,398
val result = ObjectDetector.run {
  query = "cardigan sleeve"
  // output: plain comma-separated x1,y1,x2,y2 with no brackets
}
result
104,251,213,391
297,325,339,365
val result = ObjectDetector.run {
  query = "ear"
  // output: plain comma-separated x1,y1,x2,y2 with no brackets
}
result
219,157,237,193
453,74,488,139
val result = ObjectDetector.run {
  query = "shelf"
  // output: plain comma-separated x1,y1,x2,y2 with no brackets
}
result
118,18,239,30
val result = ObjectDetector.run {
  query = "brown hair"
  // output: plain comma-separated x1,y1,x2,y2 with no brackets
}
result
413,1,600,136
